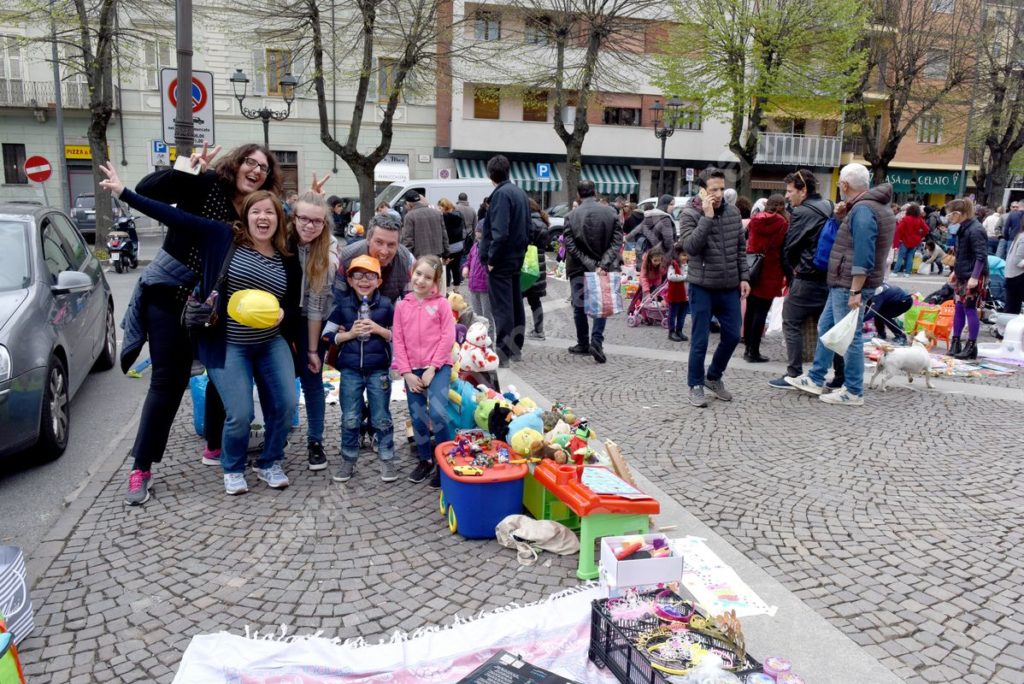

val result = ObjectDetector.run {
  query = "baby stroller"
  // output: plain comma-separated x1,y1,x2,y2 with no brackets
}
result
627,281,670,328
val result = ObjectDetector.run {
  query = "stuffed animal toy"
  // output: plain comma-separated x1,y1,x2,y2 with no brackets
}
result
474,398,497,430
530,438,569,464
510,428,544,456
460,320,499,372
507,410,544,444
569,419,596,465
539,411,561,433
488,402,514,442
545,419,572,442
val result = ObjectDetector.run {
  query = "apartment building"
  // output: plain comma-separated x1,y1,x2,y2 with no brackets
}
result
0,6,438,212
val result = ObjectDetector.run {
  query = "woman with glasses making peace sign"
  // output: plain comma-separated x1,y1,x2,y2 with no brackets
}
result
120,143,283,506
287,191,340,471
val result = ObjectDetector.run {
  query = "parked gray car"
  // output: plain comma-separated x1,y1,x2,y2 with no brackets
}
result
72,192,131,244
0,202,116,460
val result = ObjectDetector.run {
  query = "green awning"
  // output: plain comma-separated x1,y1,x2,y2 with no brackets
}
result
885,170,913,192
455,158,562,193
510,161,562,192
582,164,638,196
455,158,487,180
915,170,962,194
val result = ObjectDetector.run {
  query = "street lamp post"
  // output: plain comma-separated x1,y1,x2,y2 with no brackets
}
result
650,96,683,196
230,68,298,148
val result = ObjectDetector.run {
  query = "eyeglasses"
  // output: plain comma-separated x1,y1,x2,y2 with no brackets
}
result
295,215,325,228
349,271,379,282
242,157,269,174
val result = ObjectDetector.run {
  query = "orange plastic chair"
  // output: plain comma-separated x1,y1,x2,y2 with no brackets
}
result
931,300,956,350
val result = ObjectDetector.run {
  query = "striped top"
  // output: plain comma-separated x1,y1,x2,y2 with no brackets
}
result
225,246,287,344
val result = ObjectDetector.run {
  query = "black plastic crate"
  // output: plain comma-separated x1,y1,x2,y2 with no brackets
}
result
588,591,762,683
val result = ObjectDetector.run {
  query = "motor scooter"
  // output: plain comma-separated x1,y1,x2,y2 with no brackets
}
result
107,214,139,273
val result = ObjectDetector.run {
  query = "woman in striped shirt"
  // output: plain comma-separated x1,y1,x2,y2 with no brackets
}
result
100,162,302,496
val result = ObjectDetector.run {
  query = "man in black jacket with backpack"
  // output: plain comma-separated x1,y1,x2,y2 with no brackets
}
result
769,169,845,390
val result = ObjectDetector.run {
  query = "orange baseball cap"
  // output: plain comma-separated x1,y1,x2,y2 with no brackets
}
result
347,254,381,276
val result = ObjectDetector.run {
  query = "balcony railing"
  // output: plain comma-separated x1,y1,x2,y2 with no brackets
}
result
755,132,842,167
0,80,112,110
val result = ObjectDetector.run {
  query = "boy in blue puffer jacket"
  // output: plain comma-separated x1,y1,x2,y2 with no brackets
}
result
322,255,397,483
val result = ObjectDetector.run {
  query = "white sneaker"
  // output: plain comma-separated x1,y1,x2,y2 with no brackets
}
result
784,374,824,395
819,388,864,405
224,473,248,495
255,463,290,489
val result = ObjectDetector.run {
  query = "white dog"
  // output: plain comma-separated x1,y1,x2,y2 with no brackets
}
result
868,330,934,391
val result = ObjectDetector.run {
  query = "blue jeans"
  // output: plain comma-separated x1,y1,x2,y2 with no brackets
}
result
668,302,688,334
297,321,325,444
895,244,916,275
340,368,395,462
809,287,867,396
208,337,297,474
405,365,452,461
687,284,741,387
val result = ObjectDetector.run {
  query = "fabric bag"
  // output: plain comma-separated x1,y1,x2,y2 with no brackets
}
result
520,245,540,291
746,252,765,285
496,515,580,566
813,216,840,272
0,547,33,646
821,308,859,355
181,244,236,330
583,271,623,318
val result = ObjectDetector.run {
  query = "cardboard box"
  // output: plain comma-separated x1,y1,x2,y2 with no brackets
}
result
599,534,683,597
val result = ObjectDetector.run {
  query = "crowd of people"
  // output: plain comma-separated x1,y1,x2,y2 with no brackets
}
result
105,141,1020,504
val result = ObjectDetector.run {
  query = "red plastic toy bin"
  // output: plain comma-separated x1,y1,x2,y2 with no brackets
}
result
435,440,527,539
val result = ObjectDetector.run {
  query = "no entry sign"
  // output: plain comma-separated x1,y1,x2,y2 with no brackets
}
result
24,155,52,183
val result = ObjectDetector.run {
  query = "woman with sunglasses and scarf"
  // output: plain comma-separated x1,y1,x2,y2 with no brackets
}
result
120,143,283,505
101,161,303,496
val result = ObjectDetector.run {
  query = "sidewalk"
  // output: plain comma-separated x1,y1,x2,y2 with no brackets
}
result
15,277,1024,683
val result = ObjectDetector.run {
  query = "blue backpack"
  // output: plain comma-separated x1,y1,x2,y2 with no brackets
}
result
813,216,840,272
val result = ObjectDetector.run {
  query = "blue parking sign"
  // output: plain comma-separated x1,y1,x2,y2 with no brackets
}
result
535,163,551,181
153,140,168,154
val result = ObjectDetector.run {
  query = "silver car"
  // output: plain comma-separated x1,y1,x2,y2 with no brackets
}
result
0,202,116,459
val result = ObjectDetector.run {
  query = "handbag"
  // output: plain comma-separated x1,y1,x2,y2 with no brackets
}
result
495,515,580,566
746,252,765,285
181,244,236,330
520,244,540,290
583,271,623,318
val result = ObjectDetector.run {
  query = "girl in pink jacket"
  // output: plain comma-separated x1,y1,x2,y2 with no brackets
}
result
392,255,456,486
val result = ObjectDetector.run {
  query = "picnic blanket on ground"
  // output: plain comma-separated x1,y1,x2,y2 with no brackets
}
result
172,586,616,683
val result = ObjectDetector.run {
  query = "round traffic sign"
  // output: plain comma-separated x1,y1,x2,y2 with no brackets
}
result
167,77,208,113
24,155,52,183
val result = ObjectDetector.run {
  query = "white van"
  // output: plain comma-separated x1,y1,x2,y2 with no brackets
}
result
353,178,494,224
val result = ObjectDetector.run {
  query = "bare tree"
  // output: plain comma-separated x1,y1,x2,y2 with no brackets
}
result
661,0,865,197
848,0,983,185
973,2,1024,207
500,0,668,201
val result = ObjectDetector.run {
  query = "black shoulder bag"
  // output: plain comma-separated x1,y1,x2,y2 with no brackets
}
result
181,243,237,330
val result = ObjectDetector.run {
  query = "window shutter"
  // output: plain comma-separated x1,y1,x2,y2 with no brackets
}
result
252,49,266,96
144,41,157,89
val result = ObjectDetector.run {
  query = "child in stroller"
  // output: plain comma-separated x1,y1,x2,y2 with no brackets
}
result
628,246,669,327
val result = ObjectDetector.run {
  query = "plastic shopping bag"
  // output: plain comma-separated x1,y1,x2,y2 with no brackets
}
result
520,245,540,291
583,271,623,318
765,297,784,335
821,308,859,355
0,547,33,646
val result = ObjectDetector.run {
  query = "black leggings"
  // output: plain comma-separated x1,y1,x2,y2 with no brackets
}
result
743,295,773,350
130,295,194,471
525,291,544,333
446,251,463,287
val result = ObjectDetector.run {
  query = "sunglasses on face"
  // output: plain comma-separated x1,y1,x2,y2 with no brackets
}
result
243,157,269,174
349,271,379,282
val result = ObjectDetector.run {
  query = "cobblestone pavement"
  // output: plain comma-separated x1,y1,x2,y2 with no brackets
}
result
530,280,1024,684
16,274,1024,683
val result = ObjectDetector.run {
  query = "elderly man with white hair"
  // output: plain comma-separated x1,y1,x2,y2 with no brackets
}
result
787,163,896,405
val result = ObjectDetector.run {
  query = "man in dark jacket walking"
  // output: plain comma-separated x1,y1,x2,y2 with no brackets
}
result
401,190,448,258
787,163,896,405
769,168,845,390
481,155,531,366
456,193,477,243
678,167,749,407
564,180,623,364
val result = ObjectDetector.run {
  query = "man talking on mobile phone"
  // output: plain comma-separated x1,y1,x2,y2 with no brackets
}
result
678,167,749,408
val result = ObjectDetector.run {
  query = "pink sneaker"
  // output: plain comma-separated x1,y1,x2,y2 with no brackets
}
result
202,447,221,466
124,469,152,505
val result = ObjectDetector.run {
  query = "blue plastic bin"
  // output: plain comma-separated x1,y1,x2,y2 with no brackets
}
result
435,440,526,539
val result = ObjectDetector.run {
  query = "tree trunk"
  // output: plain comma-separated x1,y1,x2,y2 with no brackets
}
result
355,161,377,227
983,154,1012,209
736,157,753,198
870,163,888,186
564,139,583,204
88,125,111,247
